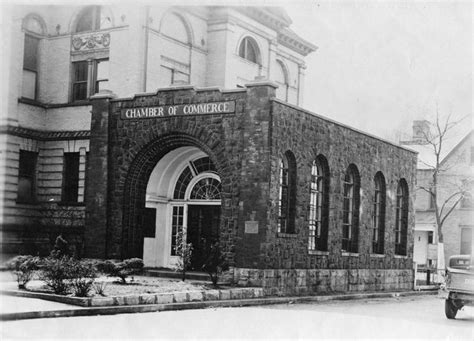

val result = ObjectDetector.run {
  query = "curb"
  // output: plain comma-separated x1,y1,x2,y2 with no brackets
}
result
0,290,437,321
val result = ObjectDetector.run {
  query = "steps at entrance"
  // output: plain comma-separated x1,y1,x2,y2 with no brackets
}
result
143,268,211,281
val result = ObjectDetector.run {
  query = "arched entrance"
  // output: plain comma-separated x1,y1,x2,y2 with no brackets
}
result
143,146,221,268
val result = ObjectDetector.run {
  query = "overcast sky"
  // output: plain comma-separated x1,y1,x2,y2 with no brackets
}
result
283,0,472,142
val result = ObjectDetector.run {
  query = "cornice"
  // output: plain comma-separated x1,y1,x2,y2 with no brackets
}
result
0,125,90,141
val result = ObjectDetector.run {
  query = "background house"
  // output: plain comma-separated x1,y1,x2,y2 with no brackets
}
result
402,122,473,269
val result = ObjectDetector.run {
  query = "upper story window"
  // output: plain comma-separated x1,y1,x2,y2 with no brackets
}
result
17,150,38,203
160,12,190,44
275,60,289,102
342,164,360,253
22,15,45,100
395,179,409,256
72,59,109,102
75,6,112,33
278,151,297,234
372,172,386,254
308,155,330,251
239,37,260,65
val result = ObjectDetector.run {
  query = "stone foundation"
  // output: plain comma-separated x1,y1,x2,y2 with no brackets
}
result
233,268,414,296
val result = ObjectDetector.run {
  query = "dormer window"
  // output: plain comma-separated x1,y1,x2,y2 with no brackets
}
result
239,37,260,65
75,6,112,33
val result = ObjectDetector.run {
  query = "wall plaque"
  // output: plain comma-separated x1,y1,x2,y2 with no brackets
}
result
245,221,259,234
121,101,235,120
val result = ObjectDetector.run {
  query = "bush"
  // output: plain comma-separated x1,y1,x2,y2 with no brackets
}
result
174,230,193,281
92,281,108,296
39,256,75,295
5,255,41,289
69,260,97,297
50,235,71,259
96,258,144,284
201,241,229,287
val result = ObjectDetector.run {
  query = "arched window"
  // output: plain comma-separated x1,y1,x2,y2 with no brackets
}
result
372,172,386,254
308,155,330,251
239,37,260,65
22,15,45,100
278,151,297,234
275,60,289,102
342,164,360,253
395,179,409,255
75,6,112,33
160,12,190,44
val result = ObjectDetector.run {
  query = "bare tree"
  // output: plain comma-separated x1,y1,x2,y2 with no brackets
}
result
416,113,472,276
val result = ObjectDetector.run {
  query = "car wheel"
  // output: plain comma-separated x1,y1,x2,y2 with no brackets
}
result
445,299,458,319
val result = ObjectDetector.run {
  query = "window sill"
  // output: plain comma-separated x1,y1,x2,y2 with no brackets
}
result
370,254,385,258
342,252,359,257
277,232,297,238
308,250,329,256
394,254,408,259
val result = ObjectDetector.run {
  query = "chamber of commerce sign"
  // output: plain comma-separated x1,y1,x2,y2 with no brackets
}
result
121,101,235,119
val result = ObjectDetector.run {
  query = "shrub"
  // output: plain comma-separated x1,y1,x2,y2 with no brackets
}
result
174,230,193,281
92,281,108,296
96,258,144,284
50,234,71,259
5,255,41,289
39,256,75,295
201,241,229,287
69,260,97,297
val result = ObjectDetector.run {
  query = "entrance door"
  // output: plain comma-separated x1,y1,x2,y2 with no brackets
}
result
187,205,220,270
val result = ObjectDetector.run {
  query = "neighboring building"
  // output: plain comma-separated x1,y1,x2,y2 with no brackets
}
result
1,4,417,295
402,122,474,268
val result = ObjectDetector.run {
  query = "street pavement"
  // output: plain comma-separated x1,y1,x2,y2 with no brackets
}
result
1,295,472,339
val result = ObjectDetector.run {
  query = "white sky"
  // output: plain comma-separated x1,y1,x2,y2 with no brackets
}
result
283,0,472,142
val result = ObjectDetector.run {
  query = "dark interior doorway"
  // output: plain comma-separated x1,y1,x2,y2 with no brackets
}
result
187,205,220,270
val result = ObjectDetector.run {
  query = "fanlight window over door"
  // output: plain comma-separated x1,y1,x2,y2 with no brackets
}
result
190,178,221,200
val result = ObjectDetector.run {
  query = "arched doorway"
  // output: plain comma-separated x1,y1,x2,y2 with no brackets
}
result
143,146,221,269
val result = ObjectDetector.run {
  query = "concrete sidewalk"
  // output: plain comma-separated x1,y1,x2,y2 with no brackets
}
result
0,288,438,322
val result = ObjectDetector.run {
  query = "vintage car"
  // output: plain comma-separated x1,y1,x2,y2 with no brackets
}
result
439,255,474,319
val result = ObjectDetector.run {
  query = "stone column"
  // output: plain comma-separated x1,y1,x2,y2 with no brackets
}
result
235,81,277,268
84,90,116,258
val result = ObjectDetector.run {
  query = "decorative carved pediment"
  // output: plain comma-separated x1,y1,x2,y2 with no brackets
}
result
71,32,110,51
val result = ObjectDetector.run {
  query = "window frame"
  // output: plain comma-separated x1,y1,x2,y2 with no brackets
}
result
62,152,80,203
395,179,409,255
342,164,360,253
308,156,329,251
71,58,109,102
278,151,297,234
17,150,38,204
238,37,260,65
22,33,40,100
372,172,386,254
74,6,112,33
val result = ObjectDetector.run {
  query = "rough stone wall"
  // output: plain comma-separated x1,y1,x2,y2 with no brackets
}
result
264,100,417,271
91,84,276,266
234,268,414,296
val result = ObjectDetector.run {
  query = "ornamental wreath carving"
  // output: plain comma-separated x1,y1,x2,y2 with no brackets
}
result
72,32,111,51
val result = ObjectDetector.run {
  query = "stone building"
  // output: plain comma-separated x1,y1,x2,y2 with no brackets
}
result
1,4,417,294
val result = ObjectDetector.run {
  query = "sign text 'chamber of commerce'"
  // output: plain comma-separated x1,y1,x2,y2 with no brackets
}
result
121,101,235,119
